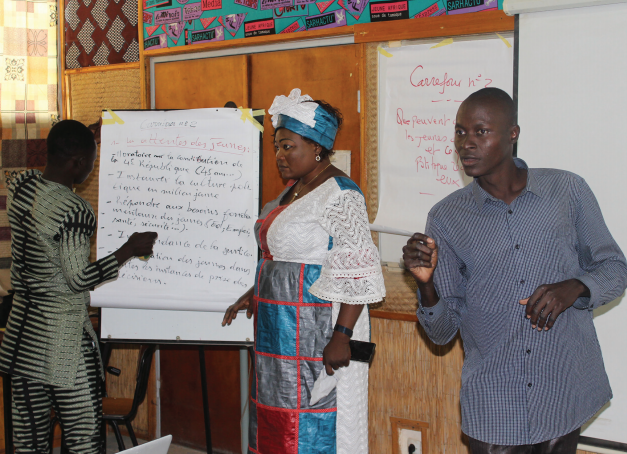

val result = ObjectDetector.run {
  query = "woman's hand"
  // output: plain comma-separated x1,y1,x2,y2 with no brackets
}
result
222,288,254,326
323,331,351,375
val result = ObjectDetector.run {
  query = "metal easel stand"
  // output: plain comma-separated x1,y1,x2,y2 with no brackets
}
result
198,346,213,454
2,372,12,454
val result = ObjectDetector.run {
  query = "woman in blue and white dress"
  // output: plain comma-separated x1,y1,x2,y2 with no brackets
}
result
223,89,385,454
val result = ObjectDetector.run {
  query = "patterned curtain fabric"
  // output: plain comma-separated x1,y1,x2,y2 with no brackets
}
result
0,0,59,268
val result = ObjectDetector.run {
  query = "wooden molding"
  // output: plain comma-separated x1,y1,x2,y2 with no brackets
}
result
138,0,147,109
370,310,418,322
358,43,368,197
63,62,141,75
144,27,354,58
391,417,429,454
144,57,151,109
354,10,514,44
64,73,72,119
242,55,250,109
59,0,67,119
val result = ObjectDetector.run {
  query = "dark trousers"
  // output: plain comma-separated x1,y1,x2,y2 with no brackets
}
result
469,428,580,454
11,334,102,454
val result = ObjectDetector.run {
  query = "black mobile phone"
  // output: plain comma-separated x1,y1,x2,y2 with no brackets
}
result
349,340,376,363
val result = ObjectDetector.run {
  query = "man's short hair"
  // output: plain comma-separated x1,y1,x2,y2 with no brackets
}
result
465,87,517,126
47,120,96,163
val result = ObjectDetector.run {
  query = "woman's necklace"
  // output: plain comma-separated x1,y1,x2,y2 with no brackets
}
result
290,163,332,203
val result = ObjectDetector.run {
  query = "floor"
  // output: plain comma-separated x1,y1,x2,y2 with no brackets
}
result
52,434,206,453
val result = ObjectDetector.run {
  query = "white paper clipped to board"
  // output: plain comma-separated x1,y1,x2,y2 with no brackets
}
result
375,37,514,262
92,109,260,312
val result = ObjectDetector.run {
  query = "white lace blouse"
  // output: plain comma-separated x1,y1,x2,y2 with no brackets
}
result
266,177,386,305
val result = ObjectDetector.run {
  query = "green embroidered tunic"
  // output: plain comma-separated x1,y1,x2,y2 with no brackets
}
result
0,170,120,388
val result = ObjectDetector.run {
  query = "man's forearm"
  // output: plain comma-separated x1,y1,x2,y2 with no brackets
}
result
418,281,440,308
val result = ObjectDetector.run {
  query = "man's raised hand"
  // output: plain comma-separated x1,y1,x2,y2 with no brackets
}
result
402,233,438,284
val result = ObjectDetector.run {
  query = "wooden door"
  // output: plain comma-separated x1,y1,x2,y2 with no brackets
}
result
250,45,361,205
154,54,249,109
152,54,249,453
159,346,242,453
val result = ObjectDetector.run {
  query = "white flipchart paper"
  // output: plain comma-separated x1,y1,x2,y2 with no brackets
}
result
375,37,514,262
92,109,260,312
518,4,627,444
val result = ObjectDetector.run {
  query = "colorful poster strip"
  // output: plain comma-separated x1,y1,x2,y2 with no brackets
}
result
370,0,409,21
188,25,225,43
244,18,276,37
140,0,508,51
446,0,496,14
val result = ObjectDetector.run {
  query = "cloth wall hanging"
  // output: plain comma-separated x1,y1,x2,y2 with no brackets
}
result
65,0,139,68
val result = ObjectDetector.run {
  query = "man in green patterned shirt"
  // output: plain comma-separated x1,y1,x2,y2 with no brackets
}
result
0,120,157,454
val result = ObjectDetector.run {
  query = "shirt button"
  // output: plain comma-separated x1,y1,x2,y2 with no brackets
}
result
528,383,532,388
508,210,513,214
526,349,531,354
520,279,525,284
420,310,424,314
515,244,520,249
429,312,433,316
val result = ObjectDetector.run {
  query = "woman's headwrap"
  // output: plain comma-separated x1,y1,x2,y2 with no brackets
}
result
268,88,338,150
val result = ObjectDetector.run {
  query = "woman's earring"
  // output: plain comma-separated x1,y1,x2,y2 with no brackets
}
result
315,155,321,162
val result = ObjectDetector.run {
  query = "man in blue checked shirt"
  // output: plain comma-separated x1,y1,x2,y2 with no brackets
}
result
402,87,627,453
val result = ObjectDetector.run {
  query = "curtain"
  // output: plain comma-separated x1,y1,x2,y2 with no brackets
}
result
0,0,59,267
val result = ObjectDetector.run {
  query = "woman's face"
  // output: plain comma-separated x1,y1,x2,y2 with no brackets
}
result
274,128,320,180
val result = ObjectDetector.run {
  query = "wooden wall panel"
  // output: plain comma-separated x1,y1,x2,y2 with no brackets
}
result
160,346,242,453
368,318,602,454
154,55,248,110
369,317,467,454
250,45,361,206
